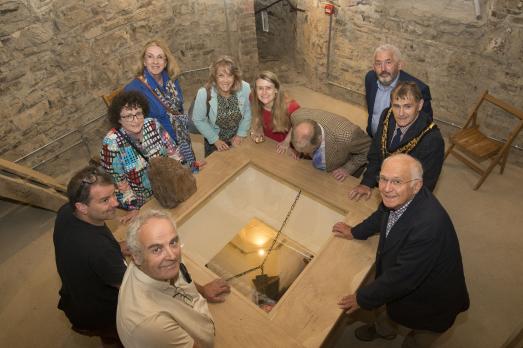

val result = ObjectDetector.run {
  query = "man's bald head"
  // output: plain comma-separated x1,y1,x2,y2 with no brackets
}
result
379,154,423,209
382,154,423,180
291,119,322,155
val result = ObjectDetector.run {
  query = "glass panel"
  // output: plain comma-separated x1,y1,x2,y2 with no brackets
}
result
206,218,313,312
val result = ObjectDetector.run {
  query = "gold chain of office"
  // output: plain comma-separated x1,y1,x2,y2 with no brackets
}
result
380,108,437,158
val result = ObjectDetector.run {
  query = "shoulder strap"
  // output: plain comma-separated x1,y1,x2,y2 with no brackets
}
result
205,86,211,119
136,76,181,115
116,129,149,163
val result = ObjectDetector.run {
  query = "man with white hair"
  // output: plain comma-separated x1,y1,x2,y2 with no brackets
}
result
332,154,469,347
117,209,230,348
365,44,433,137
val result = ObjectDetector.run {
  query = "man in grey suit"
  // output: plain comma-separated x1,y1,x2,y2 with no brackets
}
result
290,108,371,181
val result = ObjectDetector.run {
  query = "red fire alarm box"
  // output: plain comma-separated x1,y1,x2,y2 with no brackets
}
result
324,3,335,15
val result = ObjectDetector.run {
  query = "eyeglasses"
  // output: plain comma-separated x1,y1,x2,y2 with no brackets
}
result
172,287,197,308
377,175,420,187
120,111,144,121
76,172,98,200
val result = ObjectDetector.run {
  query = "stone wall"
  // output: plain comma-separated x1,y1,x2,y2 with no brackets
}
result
0,0,258,175
294,0,523,165
254,0,298,61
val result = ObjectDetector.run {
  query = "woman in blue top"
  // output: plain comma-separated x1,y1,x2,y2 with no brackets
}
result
125,39,198,168
192,56,251,156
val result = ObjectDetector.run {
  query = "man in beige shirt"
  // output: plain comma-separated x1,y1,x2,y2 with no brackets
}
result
117,209,230,348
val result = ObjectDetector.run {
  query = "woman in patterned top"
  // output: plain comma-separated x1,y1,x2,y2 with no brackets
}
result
125,39,200,169
192,56,252,156
100,91,183,219
250,71,300,157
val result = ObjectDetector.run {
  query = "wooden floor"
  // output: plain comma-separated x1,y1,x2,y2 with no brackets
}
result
1,86,522,347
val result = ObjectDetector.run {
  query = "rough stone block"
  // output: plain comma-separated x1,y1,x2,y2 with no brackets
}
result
12,100,49,131
0,0,259,169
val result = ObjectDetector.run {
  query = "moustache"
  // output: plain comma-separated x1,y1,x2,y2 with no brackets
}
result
161,259,179,267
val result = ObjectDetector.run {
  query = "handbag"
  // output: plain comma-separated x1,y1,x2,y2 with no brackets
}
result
148,156,197,208
116,130,196,208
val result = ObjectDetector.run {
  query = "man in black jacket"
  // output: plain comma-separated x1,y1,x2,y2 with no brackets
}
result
349,81,444,201
365,44,432,138
333,154,469,347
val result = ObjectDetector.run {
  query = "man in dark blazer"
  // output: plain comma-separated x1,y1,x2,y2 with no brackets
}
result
365,44,433,137
290,108,371,181
350,81,444,201
333,154,469,347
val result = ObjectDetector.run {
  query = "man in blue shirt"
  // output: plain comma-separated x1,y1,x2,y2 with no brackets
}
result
365,44,433,138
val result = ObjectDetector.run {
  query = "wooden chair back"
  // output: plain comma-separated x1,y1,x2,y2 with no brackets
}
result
102,88,123,107
445,90,523,190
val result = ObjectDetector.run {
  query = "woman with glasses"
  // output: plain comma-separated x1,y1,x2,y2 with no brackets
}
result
100,91,183,213
250,71,300,156
125,39,198,168
192,56,251,156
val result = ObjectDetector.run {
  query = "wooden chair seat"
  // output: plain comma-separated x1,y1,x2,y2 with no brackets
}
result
450,127,502,162
445,90,523,190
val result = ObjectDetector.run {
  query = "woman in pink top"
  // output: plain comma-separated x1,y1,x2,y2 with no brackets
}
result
250,71,300,155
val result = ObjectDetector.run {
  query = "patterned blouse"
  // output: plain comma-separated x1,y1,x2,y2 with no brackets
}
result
216,93,243,141
100,118,182,210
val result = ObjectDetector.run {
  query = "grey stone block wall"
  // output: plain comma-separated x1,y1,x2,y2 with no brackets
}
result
294,0,523,165
254,0,298,60
0,0,258,176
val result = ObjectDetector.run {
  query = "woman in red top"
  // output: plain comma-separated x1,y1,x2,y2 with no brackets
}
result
250,71,300,155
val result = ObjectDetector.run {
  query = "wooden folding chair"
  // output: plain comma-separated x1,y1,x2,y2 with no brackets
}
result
102,87,123,107
445,90,523,190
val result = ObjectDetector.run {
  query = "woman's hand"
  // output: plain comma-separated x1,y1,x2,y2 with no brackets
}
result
277,132,293,155
214,140,230,151
231,135,243,147
276,141,289,154
250,131,264,144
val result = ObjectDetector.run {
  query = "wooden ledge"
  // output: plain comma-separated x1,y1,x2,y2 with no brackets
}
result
110,138,379,347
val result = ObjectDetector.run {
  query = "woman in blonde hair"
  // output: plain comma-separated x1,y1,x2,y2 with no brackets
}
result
250,71,300,154
125,39,199,169
192,56,251,156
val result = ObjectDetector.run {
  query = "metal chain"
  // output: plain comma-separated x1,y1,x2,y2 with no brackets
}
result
225,190,302,281
259,190,301,274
